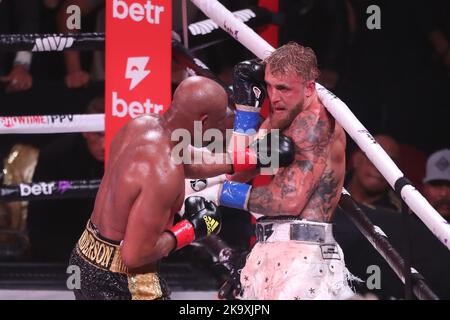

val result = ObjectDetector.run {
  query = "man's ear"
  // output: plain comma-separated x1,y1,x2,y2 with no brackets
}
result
305,80,315,98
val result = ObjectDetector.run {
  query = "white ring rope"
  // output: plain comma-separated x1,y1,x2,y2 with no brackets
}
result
188,8,256,36
190,0,450,251
32,36,75,52
0,114,104,134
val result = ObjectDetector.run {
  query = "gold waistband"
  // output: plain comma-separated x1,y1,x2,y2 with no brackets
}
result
76,220,165,299
76,220,129,274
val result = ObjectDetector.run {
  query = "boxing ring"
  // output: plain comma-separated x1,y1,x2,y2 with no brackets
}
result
0,1,449,300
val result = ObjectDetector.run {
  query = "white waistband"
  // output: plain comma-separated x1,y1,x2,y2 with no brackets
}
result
255,218,335,244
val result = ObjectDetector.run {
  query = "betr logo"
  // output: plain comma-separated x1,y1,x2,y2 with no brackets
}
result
19,182,55,197
66,5,81,30
113,0,165,24
125,57,151,90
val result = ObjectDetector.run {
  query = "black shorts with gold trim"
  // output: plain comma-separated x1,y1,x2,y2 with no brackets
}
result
69,220,170,300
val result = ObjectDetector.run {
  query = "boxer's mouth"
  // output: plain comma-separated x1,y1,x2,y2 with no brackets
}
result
272,106,286,113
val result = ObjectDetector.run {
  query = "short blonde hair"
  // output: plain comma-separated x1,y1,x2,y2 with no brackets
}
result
265,42,320,81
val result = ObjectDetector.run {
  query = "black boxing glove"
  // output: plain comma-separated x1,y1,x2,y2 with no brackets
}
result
233,59,266,109
167,196,222,251
232,131,295,171
232,60,266,135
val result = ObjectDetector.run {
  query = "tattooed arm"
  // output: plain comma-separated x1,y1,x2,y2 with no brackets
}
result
248,109,333,216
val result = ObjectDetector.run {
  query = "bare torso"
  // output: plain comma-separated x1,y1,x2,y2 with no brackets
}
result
279,100,345,222
249,98,346,223
90,116,185,268
295,114,346,222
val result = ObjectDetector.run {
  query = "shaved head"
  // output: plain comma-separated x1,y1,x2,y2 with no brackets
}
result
172,76,228,118
167,76,229,146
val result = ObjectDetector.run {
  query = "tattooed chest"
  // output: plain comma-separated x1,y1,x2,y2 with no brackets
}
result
301,169,340,222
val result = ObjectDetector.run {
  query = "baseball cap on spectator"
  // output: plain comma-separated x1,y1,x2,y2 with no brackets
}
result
423,149,450,183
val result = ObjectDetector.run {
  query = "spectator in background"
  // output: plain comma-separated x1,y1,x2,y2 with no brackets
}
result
56,0,104,88
423,149,450,221
0,0,40,93
335,148,450,299
27,96,104,262
346,135,401,212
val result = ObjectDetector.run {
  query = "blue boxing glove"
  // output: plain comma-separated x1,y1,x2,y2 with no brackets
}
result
183,177,252,212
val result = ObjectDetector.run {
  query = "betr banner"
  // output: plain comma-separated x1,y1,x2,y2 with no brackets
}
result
106,0,172,160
